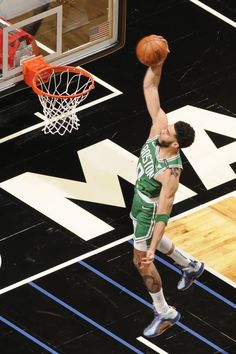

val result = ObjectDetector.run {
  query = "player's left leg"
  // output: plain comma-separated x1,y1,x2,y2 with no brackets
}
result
133,242,180,336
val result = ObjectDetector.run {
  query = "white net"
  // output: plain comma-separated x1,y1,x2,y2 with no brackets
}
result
35,68,93,135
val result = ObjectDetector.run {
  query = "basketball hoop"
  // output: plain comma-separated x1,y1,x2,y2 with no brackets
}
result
23,56,94,135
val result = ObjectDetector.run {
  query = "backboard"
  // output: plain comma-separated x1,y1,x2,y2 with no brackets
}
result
0,0,126,94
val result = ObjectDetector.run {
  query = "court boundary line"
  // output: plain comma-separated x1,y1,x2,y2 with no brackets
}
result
137,337,169,354
189,0,236,28
0,235,132,295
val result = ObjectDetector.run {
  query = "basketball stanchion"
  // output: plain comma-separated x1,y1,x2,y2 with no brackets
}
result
23,55,95,135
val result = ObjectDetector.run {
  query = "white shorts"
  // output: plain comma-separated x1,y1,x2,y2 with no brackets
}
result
133,238,149,252
133,234,173,254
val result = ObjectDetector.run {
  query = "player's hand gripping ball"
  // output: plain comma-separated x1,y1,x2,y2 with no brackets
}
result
136,34,169,66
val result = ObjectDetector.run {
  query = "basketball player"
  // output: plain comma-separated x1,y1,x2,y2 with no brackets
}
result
130,40,204,337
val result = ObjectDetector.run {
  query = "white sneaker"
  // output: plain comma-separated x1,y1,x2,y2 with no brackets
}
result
177,261,204,290
143,306,180,337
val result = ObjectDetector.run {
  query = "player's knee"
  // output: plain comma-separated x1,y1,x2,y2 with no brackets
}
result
133,254,140,269
133,252,144,271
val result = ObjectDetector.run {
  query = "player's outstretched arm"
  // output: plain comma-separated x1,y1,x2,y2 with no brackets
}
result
143,63,168,139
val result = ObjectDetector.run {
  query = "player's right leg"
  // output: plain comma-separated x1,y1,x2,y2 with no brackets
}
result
157,235,204,290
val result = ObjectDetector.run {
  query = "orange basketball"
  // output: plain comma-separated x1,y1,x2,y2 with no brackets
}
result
136,35,169,66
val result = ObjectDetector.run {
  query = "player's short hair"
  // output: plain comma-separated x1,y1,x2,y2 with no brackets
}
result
174,121,195,148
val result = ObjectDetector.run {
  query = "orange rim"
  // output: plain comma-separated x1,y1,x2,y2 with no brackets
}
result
31,65,95,98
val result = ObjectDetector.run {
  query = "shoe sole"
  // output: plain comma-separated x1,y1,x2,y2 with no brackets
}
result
178,262,205,291
144,312,181,338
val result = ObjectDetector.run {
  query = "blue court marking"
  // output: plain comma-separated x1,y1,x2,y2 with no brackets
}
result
0,315,59,354
128,240,236,309
29,282,144,354
79,260,229,354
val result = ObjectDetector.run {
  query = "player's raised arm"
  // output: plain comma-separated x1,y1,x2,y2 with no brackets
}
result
143,64,168,138
136,35,170,138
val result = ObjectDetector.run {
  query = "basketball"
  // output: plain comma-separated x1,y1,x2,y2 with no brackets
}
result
136,35,169,66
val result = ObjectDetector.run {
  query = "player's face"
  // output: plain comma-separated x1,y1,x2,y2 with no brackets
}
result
158,124,178,147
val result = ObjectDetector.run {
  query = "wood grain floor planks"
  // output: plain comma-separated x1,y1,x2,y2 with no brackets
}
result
166,197,236,282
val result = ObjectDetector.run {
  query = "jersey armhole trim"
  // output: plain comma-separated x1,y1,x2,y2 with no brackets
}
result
147,135,158,143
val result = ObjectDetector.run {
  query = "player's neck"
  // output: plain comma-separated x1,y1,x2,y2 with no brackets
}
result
158,146,178,160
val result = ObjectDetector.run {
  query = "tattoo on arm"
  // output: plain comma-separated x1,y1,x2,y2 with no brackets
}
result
170,168,180,177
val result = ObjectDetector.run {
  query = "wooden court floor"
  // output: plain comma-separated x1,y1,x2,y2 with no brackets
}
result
166,195,236,283
0,0,236,353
